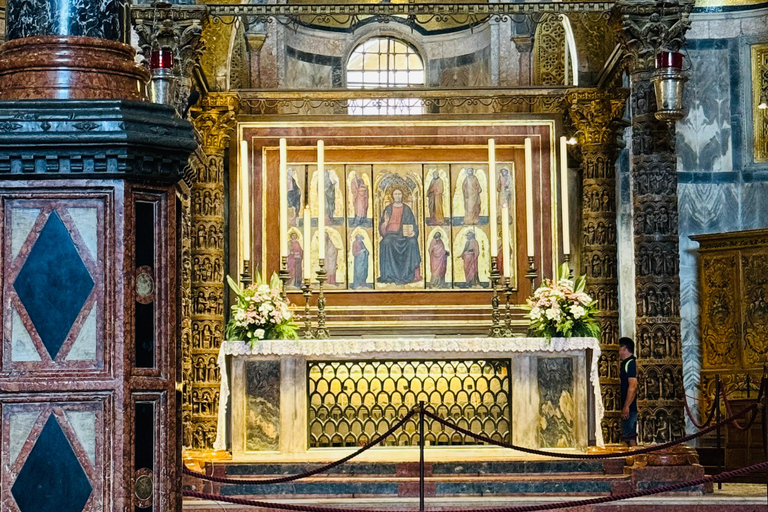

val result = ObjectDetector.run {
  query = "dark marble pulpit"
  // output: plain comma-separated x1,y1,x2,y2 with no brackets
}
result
0,1,196,511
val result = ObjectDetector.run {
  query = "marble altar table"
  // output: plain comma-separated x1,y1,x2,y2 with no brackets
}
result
214,337,604,459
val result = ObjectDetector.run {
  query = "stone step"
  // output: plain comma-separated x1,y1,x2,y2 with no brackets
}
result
210,473,629,498
214,459,613,478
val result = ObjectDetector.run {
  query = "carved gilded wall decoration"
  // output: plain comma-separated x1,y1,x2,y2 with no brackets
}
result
187,93,238,450
568,89,627,443
693,230,768,414
533,15,566,86
752,44,768,162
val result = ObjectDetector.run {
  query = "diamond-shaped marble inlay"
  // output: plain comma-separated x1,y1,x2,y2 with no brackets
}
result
13,212,94,359
11,415,93,512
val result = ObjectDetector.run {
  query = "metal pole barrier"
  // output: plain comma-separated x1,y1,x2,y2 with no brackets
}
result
761,377,768,508
419,401,425,512
716,375,722,490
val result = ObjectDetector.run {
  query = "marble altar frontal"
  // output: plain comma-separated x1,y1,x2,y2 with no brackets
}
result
217,337,603,460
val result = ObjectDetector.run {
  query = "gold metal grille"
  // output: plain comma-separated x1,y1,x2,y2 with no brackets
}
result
307,359,511,447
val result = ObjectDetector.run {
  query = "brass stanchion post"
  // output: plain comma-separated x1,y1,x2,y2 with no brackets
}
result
716,374,722,489
419,401,425,512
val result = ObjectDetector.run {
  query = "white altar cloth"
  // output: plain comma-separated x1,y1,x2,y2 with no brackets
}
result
214,337,604,451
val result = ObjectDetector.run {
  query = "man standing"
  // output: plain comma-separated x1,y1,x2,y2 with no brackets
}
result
619,337,638,447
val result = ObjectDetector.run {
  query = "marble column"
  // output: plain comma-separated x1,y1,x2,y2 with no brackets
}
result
0,2,197,512
0,0,147,99
188,92,238,450
617,0,693,444
567,89,628,444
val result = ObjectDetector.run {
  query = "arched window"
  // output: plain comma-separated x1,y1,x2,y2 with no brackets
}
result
346,36,425,115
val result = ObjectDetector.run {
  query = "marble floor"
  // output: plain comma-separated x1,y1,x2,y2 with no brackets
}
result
184,484,768,511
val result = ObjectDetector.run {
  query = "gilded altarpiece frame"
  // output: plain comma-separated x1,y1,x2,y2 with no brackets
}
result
752,44,768,163
238,118,562,333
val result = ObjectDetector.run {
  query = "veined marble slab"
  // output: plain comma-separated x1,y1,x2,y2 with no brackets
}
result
215,337,603,457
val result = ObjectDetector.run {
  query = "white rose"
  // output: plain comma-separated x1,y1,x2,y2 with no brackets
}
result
545,308,561,322
571,305,586,319
530,307,542,319
254,328,265,339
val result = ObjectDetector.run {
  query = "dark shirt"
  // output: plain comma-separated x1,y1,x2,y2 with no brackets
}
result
619,355,638,412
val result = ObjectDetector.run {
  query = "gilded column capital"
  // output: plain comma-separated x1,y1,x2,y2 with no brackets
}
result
190,93,239,154
615,0,693,73
567,89,628,147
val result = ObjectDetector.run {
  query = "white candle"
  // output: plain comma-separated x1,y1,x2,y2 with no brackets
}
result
488,139,498,258
239,140,251,262
560,136,570,255
501,204,511,278
303,206,311,279
279,138,288,258
524,137,534,258
317,140,325,260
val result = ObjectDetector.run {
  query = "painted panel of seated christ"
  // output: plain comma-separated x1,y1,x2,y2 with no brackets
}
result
280,160,515,292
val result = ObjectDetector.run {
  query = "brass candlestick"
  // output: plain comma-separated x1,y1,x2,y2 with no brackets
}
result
301,278,314,339
278,255,290,301
563,253,573,278
315,258,330,339
526,256,538,291
240,259,253,288
489,256,503,338
503,277,514,337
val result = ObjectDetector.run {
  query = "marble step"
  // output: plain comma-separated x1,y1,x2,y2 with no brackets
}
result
183,496,768,512
209,473,630,498
215,459,620,478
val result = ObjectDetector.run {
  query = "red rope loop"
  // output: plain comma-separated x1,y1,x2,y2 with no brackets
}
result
183,408,417,485
183,458,768,512
682,381,719,429
423,401,757,459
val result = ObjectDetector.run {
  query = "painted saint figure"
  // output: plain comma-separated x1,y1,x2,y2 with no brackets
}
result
324,169,337,224
428,232,449,288
497,167,513,218
351,234,370,289
462,168,482,225
325,232,339,285
350,174,369,226
286,233,303,286
426,170,445,225
378,189,421,285
287,168,302,226
460,231,480,286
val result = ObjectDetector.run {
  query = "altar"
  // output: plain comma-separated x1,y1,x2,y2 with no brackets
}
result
215,337,603,460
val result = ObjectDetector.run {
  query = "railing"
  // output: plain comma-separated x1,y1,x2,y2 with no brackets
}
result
184,374,768,512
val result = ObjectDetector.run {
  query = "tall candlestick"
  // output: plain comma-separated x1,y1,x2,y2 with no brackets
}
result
317,140,325,260
239,140,251,262
524,137,534,258
279,138,288,258
501,204,511,278
489,139,498,258
303,206,311,279
559,136,570,255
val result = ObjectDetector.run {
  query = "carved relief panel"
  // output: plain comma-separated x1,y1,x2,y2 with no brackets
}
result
693,230,768,405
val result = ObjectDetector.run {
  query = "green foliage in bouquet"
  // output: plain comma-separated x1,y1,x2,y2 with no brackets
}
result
523,263,600,339
225,271,299,345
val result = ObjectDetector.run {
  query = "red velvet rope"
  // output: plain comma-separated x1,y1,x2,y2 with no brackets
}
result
423,402,758,459
183,459,768,512
682,381,719,430
184,408,417,485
